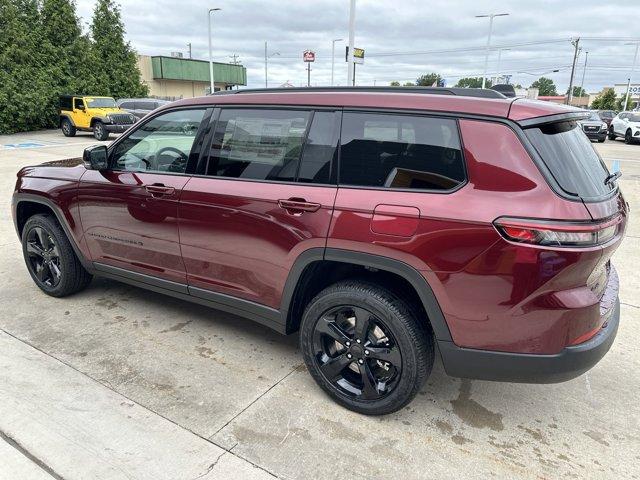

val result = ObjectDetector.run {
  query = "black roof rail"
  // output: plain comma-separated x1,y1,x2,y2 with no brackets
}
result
212,86,506,99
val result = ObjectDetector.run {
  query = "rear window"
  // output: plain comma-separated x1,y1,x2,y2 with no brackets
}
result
525,120,612,199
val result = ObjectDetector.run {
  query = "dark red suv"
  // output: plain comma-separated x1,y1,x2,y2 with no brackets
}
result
12,87,627,414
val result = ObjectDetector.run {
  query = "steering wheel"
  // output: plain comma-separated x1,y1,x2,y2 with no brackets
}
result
156,147,188,172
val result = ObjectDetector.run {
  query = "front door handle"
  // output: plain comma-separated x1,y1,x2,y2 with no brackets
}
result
145,183,175,197
278,198,321,214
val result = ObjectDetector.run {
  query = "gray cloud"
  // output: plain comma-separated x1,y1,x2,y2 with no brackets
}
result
76,0,640,92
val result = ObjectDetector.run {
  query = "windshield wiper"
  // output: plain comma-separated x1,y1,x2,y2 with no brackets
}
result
604,171,622,186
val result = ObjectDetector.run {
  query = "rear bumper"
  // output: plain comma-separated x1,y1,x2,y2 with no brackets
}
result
439,272,621,384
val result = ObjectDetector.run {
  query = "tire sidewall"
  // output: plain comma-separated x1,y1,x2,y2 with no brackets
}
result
94,122,108,141
300,283,432,415
61,119,75,137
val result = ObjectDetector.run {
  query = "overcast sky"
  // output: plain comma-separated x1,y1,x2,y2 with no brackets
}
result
75,0,640,92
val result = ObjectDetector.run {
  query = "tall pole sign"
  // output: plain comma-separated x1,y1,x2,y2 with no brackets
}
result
303,50,315,87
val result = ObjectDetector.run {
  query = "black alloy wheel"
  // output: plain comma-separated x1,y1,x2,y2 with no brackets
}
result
312,305,402,401
21,214,92,297
300,280,433,415
26,226,62,288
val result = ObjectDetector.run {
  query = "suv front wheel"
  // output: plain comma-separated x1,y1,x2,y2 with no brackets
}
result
93,121,110,141
300,280,434,415
22,214,92,297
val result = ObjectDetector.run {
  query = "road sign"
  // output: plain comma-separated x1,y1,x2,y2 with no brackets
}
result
303,50,315,62
345,47,364,64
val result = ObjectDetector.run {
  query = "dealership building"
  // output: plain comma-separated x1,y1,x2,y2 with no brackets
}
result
136,55,247,99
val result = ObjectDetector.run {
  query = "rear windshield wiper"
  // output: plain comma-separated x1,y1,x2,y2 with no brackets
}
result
604,171,622,186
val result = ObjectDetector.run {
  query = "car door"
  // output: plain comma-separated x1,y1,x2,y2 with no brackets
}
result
73,98,91,129
178,107,340,308
614,113,626,135
77,107,211,285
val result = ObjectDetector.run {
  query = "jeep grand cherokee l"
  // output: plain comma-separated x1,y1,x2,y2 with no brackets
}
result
12,87,627,415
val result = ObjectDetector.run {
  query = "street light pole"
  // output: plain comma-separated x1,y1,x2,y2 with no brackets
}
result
496,47,510,83
476,13,509,89
347,0,356,86
208,8,221,94
331,38,343,86
264,43,280,89
579,50,588,96
623,42,640,111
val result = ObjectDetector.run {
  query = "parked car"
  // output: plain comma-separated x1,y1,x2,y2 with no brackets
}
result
59,95,137,141
596,109,617,128
609,111,640,144
578,111,608,142
13,87,627,415
117,98,170,119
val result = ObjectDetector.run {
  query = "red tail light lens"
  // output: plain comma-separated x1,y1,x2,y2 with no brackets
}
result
494,216,621,247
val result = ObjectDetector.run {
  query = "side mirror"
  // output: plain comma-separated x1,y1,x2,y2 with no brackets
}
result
83,145,108,170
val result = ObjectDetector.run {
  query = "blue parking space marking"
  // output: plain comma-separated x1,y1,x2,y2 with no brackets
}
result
1,142,47,149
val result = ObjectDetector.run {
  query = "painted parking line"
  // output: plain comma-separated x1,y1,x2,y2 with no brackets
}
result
0,141,98,150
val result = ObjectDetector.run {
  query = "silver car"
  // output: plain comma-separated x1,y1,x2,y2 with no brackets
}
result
116,98,170,120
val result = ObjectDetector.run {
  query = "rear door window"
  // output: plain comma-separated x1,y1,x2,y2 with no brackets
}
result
206,108,311,182
297,111,339,184
339,112,465,190
524,120,612,199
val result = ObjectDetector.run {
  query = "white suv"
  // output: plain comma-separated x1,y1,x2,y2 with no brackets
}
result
609,111,640,144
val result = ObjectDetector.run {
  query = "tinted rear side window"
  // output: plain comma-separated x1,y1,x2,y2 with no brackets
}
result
207,109,311,181
525,121,612,199
339,112,465,190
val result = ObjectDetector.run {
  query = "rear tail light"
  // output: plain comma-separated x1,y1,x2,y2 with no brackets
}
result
494,216,621,247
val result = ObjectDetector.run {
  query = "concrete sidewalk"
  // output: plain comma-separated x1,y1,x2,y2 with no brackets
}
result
0,331,274,480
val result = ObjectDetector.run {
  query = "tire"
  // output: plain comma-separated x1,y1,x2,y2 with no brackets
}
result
608,127,616,140
22,214,92,297
598,137,606,143
93,121,109,141
625,129,634,145
300,280,434,415
61,118,76,137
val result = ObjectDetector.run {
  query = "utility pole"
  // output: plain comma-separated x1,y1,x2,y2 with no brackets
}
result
347,0,356,86
264,42,268,88
623,42,639,111
187,42,192,59
476,12,509,89
331,38,343,86
579,51,588,97
307,62,311,87
229,54,240,65
496,48,510,83
566,38,580,105
207,8,221,94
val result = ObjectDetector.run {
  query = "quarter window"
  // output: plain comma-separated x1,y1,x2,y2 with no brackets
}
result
339,112,465,190
111,109,205,173
207,109,311,181
297,111,339,184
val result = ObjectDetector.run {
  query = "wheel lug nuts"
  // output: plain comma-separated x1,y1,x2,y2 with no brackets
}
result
358,359,364,364
364,350,369,355
356,339,361,344
345,341,351,347
347,353,352,359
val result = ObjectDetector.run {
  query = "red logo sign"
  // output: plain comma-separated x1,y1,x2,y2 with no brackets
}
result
303,50,315,62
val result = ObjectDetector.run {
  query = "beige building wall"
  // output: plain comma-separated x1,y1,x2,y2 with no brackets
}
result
136,55,225,100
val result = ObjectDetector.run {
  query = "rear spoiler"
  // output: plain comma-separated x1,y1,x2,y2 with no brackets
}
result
517,111,591,128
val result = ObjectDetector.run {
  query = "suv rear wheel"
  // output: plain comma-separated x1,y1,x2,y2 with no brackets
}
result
608,126,616,140
22,214,92,297
61,118,76,137
300,280,433,415
93,121,109,141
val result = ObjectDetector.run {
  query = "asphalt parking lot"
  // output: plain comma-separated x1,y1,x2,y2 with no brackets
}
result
1,129,639,480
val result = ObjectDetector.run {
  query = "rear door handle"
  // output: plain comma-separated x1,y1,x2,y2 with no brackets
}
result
145,183,175,197
278,198,321,214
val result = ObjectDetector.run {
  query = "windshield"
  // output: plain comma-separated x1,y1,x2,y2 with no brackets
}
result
525,120,613,199
587,112,601,121
85,97,117,108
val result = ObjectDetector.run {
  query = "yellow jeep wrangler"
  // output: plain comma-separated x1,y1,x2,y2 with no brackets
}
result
59,95,136,141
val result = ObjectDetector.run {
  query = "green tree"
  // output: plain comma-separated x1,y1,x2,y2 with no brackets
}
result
403,81,415,86
416,73,442,87
591,88,616,110
389,81,400,86
455,77,492,88
91,0,147,98
567,86,587,97
0,0,53,133
530,77,558,96
616,93,637,111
